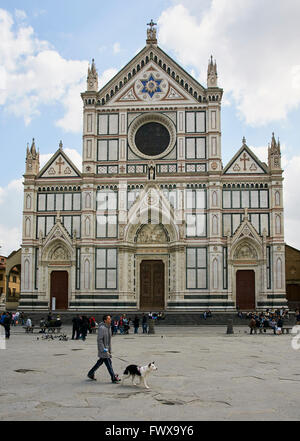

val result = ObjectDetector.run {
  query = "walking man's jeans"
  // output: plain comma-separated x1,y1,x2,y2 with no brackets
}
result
142,324,147,334
88,358,116,381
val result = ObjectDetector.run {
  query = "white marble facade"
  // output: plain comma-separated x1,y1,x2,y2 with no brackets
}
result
19,25,287,311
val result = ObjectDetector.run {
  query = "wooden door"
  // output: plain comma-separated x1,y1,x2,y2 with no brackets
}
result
50,271,68,310
140,260,164,310
236,270,255,310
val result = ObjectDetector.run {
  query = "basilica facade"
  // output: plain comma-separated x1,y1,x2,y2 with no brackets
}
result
19,23,287,311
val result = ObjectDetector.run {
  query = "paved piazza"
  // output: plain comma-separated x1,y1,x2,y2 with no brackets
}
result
0,325,299,421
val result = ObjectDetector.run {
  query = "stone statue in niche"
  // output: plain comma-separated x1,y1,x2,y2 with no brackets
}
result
148,164,155,180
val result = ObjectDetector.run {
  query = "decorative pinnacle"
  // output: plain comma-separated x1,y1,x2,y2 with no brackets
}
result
242,136,246,145
59,140,63,150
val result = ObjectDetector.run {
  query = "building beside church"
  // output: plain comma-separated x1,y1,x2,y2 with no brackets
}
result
19,23,287,312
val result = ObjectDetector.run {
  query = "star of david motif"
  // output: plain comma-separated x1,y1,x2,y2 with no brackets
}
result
141,74,162,98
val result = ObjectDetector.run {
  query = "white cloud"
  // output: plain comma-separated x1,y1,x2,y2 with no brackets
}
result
0,179,23,256
0,8,87,132
158,0,300,126
113,42,120,54
99,68,118,89
14,9,27,21
40,148,82,171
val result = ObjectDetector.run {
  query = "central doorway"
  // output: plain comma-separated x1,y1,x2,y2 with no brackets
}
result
140,260,165,310
50,271,68,310
236,270,255,310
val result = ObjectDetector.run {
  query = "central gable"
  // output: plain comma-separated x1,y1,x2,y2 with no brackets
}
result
98,46,211,108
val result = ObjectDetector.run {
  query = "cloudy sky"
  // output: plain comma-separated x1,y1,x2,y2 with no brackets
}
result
0,0,300,255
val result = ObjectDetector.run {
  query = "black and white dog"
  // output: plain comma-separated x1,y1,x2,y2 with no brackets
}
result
122,362,157,389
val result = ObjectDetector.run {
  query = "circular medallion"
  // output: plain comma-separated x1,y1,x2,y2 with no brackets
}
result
135,122,170,156
128,113,176,160
211,162,218,170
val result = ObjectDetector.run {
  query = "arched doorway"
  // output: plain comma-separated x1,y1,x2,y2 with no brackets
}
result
50,271,68,310
236,270,255,310
140,260,165,310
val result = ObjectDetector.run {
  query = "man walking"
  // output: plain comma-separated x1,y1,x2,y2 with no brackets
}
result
87,314,121,383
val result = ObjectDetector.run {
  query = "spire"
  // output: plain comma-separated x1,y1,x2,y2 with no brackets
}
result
268,132,282,171
207,55,218,87
30,138,36,156
59,140,63,150
146,19,157,45
87,58,98,92
242,136,247,146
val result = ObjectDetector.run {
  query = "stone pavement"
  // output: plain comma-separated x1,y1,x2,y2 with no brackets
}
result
0,325,299,421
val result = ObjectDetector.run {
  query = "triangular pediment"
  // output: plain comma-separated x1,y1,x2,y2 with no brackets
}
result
223,144,268,175
38,149,81,179
97,45,216,107
231,214,262,247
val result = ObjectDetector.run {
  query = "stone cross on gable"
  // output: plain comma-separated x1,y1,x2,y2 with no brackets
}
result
147,19,157,42
240,152,250,171
56,156,65,174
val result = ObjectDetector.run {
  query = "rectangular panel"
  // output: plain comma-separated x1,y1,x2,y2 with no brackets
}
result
73,193,81,211
223,191,231,209
107,249,117,268
187,248,196,268
196,214,206,236
232,191,240,209
97,191,107,210
98,114,108,135
196,190,206,209
196,112,205,132
37,217,45,237
64,194,72,211
46,217,54,235
109,114,118,134
197,269,207,289
86,139,92,158
187,269,196,289
96,249,106,268
211,111,216,129
261,213,269,236
63,216,72,235
96,269,106,289
186,214,196,236
56,194,63,211
250,214,259,233
186,190,195,209
186,138,195,159
241,190,250,208
96,215,107,237
250,190,259,208
73,216,81,238
212,137,217,156
98,140,108,161
223,214,231,236
38,194,46,211
107,270,117,289
232,214,241,234
46,194,54,211
197,248,207,267
186,112,195,133
87,114,93,133
260,190,269,208
107,215,117,237
108,140,118,161
196,138,206,158
107,192,117,210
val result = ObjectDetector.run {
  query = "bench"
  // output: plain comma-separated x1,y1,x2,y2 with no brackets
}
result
251,327,292,334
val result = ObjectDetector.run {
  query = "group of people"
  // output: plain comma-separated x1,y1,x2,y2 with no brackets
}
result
72,315,97,340
111,313,149,335
245,309,289,334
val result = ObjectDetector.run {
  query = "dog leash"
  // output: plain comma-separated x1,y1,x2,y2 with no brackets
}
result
108,352,129,363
